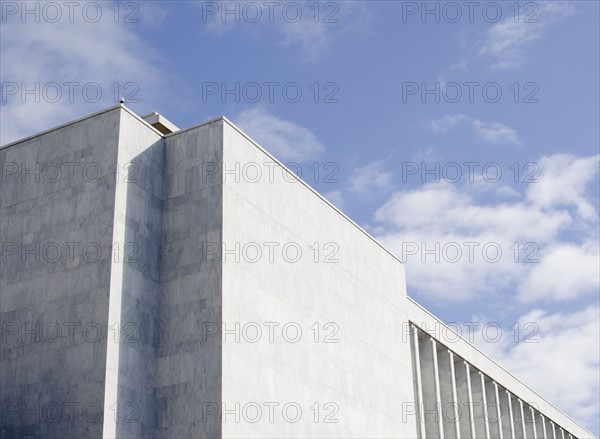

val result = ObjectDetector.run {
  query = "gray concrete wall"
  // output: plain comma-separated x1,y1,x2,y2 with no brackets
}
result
1,108,121,438
155,120,223,439
0,106,167,439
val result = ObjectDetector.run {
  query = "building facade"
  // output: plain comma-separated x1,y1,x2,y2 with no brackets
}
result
0,105,594,438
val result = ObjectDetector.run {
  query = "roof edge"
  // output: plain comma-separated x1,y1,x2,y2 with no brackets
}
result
0,104,164,151
219,116,405,268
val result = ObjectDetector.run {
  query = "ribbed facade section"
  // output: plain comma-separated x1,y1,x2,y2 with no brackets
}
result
409,325,577,439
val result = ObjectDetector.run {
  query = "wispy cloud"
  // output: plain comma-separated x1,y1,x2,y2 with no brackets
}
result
348,160,393,196
473,119,521,144
430,114,469,132
234,107,325,162
430,114,521,144
198,1,371,62
478,1,576,70
409,147,441,163
448,1,576,71
0,5,169,145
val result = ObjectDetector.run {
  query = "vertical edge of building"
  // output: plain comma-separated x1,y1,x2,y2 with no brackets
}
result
102,108,164,439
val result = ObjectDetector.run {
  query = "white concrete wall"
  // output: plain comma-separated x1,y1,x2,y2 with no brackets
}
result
220,119,417,438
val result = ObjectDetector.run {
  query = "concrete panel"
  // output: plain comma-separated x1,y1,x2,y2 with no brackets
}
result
454,358,475,439
155,120,224,439
517,399,528,439
470,369,488,438
546,419,557,439
437,347,459,439
524,404,536,438
536,413,547,439
419,334,441,439
499,387,515,439
220,120,417,438
484,378,502,438
1,107,122,438
410,326,427,438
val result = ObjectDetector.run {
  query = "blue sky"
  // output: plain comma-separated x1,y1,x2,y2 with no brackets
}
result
1,0,599,434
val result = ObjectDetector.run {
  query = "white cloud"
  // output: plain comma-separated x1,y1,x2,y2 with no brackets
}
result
527,154,600,220
234,107,325,162
409,147,440,163
430,114,521,144
373,153,599,303
472,306,600,432
276,2,372,62
276,16,332,61
198,1,370,61
447,2,576,71
430,114,468,132
473,119,521,144
348,160,393,196
518,243,599,303
448,59,468,71
478,1,576,70
0,5,168,145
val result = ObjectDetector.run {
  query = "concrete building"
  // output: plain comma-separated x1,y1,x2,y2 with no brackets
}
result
0,104,595,438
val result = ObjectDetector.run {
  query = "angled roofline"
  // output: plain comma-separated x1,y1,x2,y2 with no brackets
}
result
220,115,405,267
0,104,164,151
163,113,406,267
